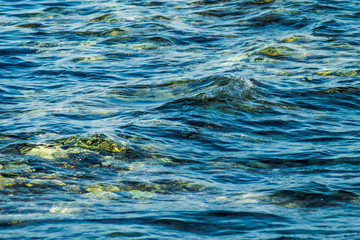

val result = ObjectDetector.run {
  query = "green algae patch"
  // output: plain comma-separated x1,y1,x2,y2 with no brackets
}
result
1,133,150,166
27,145,73,160
72,56,105,63
314,70,360,77
120,179,206,198
54,134,128,153
320,88,339,94
16,23,45,28
127,190,155,200
89,13,117,23
13,13,46,18
85,183,120,192
102,28,126,37
153,179,206,193
319,87,358,95
75,28,125,37
257,46,295,58
252,0,275,3
301,77,313,81
85,191,119,200
245,0,275,5
280,35,310,43
314,70,335,76
1,143,37,155
337,70,360,77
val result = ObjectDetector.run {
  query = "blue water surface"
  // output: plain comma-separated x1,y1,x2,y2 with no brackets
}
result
1,0,360,239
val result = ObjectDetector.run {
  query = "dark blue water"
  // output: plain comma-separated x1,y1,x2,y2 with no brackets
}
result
1,0,360,239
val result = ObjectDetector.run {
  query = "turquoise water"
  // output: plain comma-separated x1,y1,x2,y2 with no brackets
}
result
1,0,360,239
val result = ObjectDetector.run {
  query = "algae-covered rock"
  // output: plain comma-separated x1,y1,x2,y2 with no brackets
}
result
72,56,105,63
301,77,312,81
88,13,116,23
120,179,206,196
244,0,275,5
319,87,358,95
1,143,37,154
16,23,45,28
320,88,339,94
262,189,359,208
146,15,173,21
1,133,152,167
280,35,310,43
75,28,125,37
257,46,295,58
250,57,275,63
251,0,275,4
54,134,127,153
153,179,206,193
85,183,120,192
127,190,155,200
190,0,221,6
314,69,360,77
13,13,46,18
337,70,360,77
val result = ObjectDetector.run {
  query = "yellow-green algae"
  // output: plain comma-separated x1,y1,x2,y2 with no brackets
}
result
280,35,310,43
319,87,357,94
257,46,295,58
250,0,275,4
54,134,128,153
72,56,105,63
314,69,360,77
16,23,45,28
88,13,116,23
0,142,206,202
80,179,206,200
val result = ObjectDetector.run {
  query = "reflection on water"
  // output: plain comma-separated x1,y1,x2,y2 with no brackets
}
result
1,0,360,239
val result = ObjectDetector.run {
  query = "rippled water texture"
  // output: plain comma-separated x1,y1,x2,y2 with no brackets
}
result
1,0,360,239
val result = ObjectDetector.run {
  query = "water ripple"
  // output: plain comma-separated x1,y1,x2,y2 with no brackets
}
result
1,0,360,239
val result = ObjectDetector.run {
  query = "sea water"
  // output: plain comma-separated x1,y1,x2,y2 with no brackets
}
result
1,0,360,239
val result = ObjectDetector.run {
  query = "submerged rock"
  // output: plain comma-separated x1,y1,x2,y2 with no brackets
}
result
257,46,295,58
53,134,128,154
16,23,45,28
262,189,359,208
1,134,133,161
72,56,105,63
249,0,275,4
280,35,310,43
314,69,360,77
88,13,116,23
120,179,206,199
319,87,358,95
1,143,37,155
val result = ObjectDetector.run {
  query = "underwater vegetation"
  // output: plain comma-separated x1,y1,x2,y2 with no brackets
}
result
0,133,207,201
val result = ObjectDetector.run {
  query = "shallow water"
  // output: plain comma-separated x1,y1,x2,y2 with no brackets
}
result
1,0,360,239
